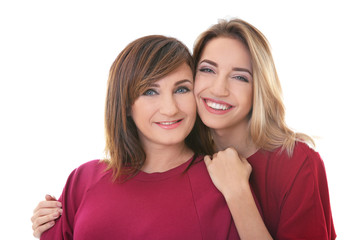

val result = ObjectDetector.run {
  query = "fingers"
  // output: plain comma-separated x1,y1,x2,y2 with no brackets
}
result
32,208,62,236
31,195,61,238
33,200,62,214
33,220,55,238
32,209,61,229
31,209,62,231
239,156,253,173
204,155,212,166
32,208,63,222
45,194,57,201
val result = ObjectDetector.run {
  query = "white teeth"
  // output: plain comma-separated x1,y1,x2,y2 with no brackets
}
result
159,121,178,125
206,100,230,110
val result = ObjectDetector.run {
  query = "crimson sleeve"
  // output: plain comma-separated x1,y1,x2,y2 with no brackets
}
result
276,153,336,240
41,168,80,240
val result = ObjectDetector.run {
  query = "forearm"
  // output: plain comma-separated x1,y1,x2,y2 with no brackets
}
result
225,184,272,240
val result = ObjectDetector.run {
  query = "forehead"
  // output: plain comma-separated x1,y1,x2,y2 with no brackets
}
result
151,63,193,86
201,37,252,69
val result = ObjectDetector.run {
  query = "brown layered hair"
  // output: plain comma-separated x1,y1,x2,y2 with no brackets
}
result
193,19,314,156
104,35,213,180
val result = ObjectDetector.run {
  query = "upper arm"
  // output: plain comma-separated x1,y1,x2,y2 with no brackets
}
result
276,152,336,240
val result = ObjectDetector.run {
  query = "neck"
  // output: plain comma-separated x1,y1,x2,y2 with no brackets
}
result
141,142,193,173
211,123,258,158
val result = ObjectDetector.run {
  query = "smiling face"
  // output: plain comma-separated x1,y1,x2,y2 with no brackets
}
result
194,37,253,132
131,63,196,150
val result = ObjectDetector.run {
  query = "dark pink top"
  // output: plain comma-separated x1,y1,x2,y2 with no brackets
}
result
248,142,336,239
41,155,239,240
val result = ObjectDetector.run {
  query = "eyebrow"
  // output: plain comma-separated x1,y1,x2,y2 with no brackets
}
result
149,79,193,88
199,59,253,76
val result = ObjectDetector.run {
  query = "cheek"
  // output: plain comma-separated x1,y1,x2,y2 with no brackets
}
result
194,75,204,97
233,85,253,107
180,95,197,117
244,87,254,109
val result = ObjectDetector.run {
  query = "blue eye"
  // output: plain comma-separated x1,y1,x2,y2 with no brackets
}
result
233,75,249,82
199,67,214,73
175,86,190,94
143,89,158,96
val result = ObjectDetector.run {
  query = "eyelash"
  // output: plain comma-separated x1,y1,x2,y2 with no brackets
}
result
142,86,190,96
199,67,215,74
233,75,249,83
142,89,157,96
199,67,250,83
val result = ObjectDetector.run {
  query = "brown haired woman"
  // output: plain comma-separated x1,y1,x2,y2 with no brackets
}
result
35,35,241,239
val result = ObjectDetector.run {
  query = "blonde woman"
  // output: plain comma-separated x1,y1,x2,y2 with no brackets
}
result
193,19,335,239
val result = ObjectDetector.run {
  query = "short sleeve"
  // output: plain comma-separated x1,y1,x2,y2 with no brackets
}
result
276,151,336,240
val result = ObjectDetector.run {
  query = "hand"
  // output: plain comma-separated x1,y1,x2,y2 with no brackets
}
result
204,148,252,199
31,194,62,238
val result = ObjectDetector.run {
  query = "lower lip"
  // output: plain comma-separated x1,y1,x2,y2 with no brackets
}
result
202,100,233,115
156,120,183,129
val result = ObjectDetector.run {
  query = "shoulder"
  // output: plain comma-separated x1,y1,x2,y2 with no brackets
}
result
290,141,325,172
65,159,110,191
59,160,111,207
186,154,222,196
188,155,207,172
265,141,323,171
255,142,326,191
292,141,321,160
73,159,108,177
187,155,209,178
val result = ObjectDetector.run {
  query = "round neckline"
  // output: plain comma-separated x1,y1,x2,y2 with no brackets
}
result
134,155,198,181
247,148,263,161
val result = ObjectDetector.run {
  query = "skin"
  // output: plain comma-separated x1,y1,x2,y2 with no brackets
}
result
194,37,256,158
194,37,272,239
31,39,272,239
131,63,195,173
31,194,62,238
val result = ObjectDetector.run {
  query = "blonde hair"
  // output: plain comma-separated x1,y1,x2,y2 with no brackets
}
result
193,18,314,155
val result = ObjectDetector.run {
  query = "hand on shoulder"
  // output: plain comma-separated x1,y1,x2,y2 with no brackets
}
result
31,194,62,238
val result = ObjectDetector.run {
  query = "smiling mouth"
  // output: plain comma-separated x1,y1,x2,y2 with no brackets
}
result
157,119,182,125
203,99,233,111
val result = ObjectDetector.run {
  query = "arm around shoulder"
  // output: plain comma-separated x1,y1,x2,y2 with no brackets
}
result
40,160,102,239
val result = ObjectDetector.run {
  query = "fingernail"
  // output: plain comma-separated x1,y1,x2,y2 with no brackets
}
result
49,221,55,226
59,209,63,215
53,212,59,218
57,202,62,207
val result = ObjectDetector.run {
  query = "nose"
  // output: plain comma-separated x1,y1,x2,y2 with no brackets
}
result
210,75,229,97
159,93,179,116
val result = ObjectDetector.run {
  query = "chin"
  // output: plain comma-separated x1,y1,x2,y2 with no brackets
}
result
199,118,222,130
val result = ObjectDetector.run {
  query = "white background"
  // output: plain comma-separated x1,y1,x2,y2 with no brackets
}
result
1,0,361,239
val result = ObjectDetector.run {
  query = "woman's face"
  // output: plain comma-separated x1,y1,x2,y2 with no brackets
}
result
131,63,196,149
194,37,253,132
